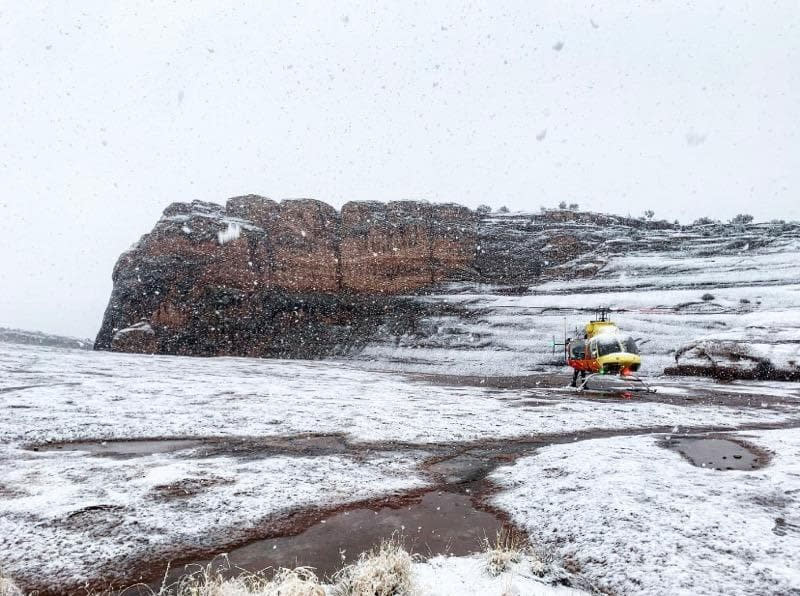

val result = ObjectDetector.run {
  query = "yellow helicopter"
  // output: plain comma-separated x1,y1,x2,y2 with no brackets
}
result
555,309,656,395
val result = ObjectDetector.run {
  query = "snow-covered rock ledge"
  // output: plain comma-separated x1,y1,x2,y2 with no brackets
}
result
668,311,800,381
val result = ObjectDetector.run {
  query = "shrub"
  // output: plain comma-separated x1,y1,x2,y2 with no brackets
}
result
149,559,325,596
332,537,415,596
0,572,22,596
558,201,567,210
730,213,754,224
482,528,527,576
701,293,715,301
476,204,492,215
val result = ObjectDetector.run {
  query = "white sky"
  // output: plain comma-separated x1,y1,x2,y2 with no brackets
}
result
1,1,798,338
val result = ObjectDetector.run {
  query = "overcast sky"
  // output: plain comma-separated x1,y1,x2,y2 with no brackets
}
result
1,1,798,338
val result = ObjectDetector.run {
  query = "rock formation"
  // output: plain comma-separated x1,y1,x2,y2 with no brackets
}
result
97,196,797,379
0,328,92,350
666,311,800,381
95,196,477,356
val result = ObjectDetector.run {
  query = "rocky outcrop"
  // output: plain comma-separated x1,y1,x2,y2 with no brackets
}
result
340,201,476,293
666,312,800,381
95,197,478,356
97,197,799,367
0,328,92,350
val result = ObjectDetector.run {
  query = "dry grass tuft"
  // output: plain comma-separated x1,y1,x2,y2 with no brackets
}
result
331,536,416,596
0,571,23,596
527,543,554,579
262,567,326,596
482,529,562,581
171,567,323,596
482,528,527,577
118,558,324,596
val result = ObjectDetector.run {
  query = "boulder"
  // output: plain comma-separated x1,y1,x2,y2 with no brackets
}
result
668,312,800,381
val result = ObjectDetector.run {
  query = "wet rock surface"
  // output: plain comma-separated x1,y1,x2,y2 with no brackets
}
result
661,435,769,471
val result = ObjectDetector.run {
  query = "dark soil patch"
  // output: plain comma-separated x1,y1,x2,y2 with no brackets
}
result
0,482,27,498
0,382,81,394
666,364,800,383
151,476,234,500
60,504,127,537
412,371,800,409
411,373,556,390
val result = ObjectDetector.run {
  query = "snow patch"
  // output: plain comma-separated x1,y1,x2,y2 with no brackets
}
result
414,554,588,596
217,222,241,245
112,321,154,338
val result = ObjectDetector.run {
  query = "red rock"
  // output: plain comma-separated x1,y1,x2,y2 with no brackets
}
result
95,197,477,356
268,199,340,293
340,201,477,293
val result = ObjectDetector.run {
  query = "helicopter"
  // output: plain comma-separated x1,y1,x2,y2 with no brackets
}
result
554,308,656,395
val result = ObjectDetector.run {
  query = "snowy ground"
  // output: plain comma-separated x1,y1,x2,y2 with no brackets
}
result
413,554,587,596
491,428,800,596
2,342,800,594
5,345,795,447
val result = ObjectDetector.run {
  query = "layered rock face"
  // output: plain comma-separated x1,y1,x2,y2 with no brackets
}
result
340,201,476,293
94,197,477,356
98,197,799,376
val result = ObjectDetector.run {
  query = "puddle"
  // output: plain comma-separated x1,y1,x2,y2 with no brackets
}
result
142,490,504,590
34,439,204,458
508,399,552,408
31,434,354,461
195,434,350,460
662,435,767,471
410,373,558,390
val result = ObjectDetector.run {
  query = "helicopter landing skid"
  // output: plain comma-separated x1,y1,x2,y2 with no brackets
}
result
576,373,656,396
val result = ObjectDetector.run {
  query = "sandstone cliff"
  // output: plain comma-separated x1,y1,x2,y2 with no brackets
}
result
95,197,477,356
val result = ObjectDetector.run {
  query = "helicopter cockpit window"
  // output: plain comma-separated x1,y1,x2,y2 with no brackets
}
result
596,336,622,356
621,336,639,354
569,340,586,359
